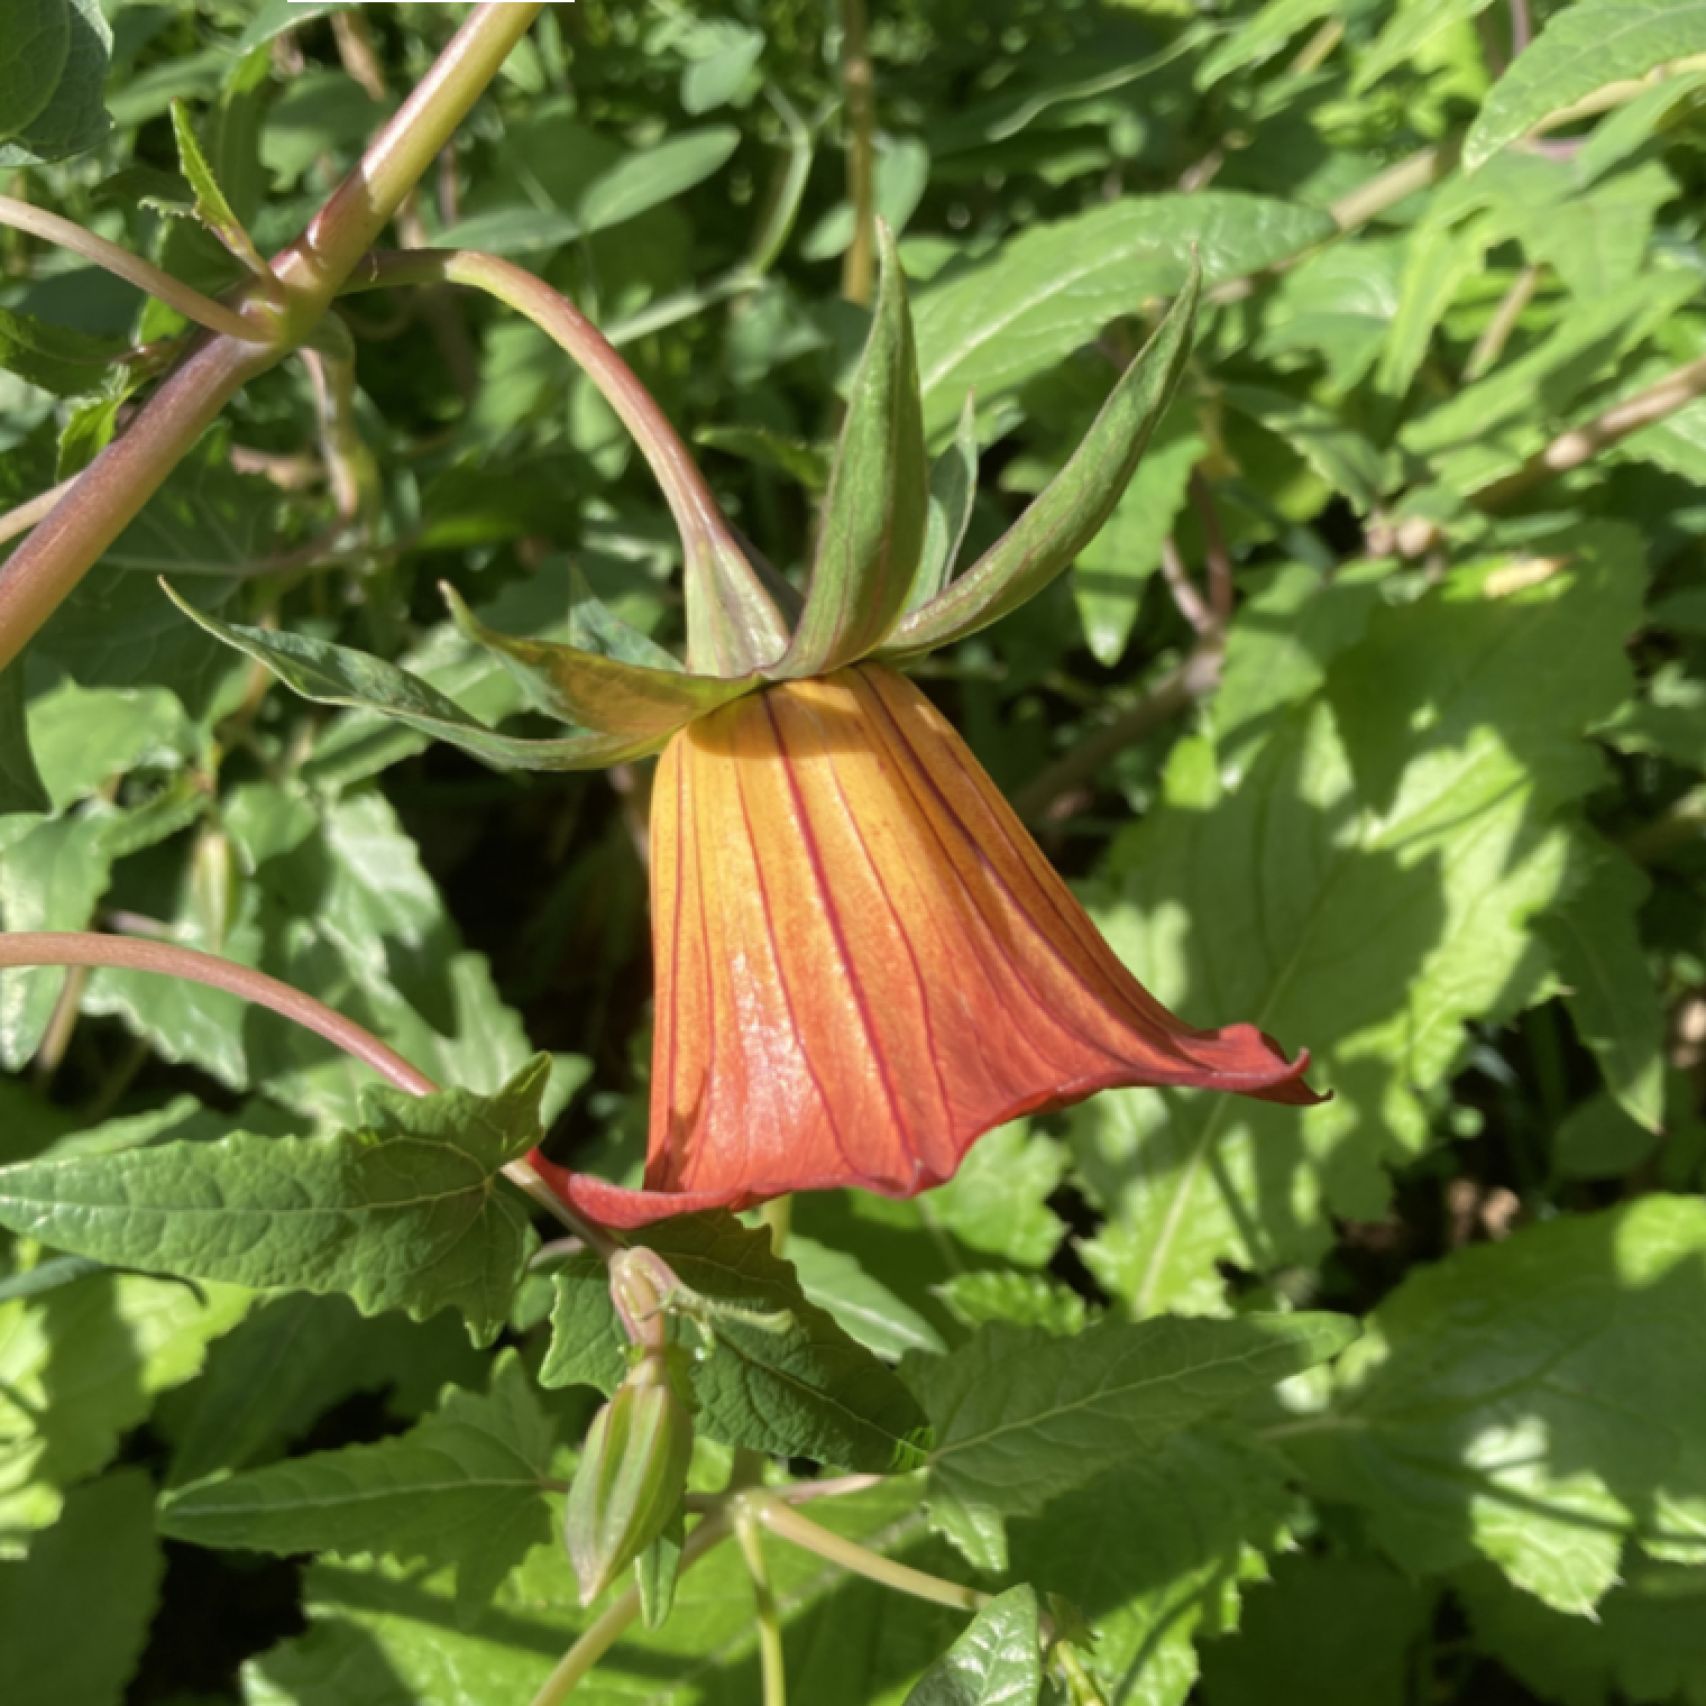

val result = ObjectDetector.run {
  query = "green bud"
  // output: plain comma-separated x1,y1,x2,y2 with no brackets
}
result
563,1352,695,1605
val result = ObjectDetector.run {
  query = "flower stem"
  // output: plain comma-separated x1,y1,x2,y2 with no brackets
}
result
749,1495,988,1616
527,1513,733,1706
839,0,878,307
0,931,601,1245
0,195,267,343
737,1509,790,1706
0,476,80,551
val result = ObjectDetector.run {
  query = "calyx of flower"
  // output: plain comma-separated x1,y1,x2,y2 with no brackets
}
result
384,229,1203,765
563,1346,696,1606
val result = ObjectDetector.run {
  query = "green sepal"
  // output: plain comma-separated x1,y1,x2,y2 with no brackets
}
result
908,389,980,615
161,584,668,773
442,584,754,739
635,1502,685,1629
879,255,1201,661
684,531,792,678
564,1352,696,1605
772,222,928,678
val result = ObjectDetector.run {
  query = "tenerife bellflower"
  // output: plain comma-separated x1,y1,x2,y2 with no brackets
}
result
178,232,1319,1230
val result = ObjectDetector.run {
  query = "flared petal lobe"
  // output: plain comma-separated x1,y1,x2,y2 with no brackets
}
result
547,664,1319,1230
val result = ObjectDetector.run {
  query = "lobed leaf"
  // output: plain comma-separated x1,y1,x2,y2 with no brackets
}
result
909,1311,1355,1570
161,1351,556,1618
0,1058,553,1344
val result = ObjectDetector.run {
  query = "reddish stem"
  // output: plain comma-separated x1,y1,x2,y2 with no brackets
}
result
0,931,437,1095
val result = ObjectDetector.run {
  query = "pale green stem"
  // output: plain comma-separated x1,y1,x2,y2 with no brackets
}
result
737,1510,789,1706
0,931,603,1247
1465,262,1542,381
0,3,542,675
0,475,79,550
527,1513,733,1706
1476,351,1706,508
749,1495,988,1616
0,194,266,342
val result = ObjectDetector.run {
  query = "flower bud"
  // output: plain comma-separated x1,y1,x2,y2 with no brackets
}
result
563,1350,694,1605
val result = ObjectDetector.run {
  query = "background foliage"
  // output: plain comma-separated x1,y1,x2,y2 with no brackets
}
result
2,0,1706,1702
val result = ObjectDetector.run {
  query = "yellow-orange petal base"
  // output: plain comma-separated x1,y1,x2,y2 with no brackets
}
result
533,664,1320,1229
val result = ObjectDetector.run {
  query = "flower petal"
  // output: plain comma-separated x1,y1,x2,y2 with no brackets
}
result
543,664,1318,1229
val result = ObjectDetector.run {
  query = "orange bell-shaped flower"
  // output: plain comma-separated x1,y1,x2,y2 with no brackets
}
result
540,664,1318,1230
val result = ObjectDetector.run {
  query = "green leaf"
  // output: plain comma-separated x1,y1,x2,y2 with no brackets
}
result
786,1233,948,1360
578,127,741,234
542,1213,929,1472
0,1058,552,1344
1198,1550,1433,1706
0,1268,248,1543
0,811,115,1068
1196,0,1348,88
0,0,111,167
0,305,129,397
1006,1428,1294,1706
1073,420,1203,665
780,226,928,675
1543,839,1666,1134
696,423,831,492
232,1,355,55
166,1290,488,1486
922,1121,1066,1269
245,1477,965,1705
680,24,765,115
437,128,742,254
1221,383,1387,512
1282,1196,1706,1614
936,1272,1088,1337
910,1311,1355,1570
903,1585,1041,1706
162,591,666,772
1354,0,1497,90
169,98,269,278
912,194,1330,439
162,1350,556,1618
1076,530,1644,1315
1459,1558,1706,1706
910,392,979,614
1553,1091,1664,1182
0,666,49,815
1465,0,1706,169
1401,270,1699,493
443,584,748,737
1208,558,1393,768
884,262,1199,659
0,0,70,146
0,1470,163,1706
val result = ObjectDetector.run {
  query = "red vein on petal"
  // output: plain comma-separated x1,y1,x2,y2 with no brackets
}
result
761,690,924,1190
866,666,1167,1032
846,669,1126,1071
730,702,866,1186
787,686,956,1150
